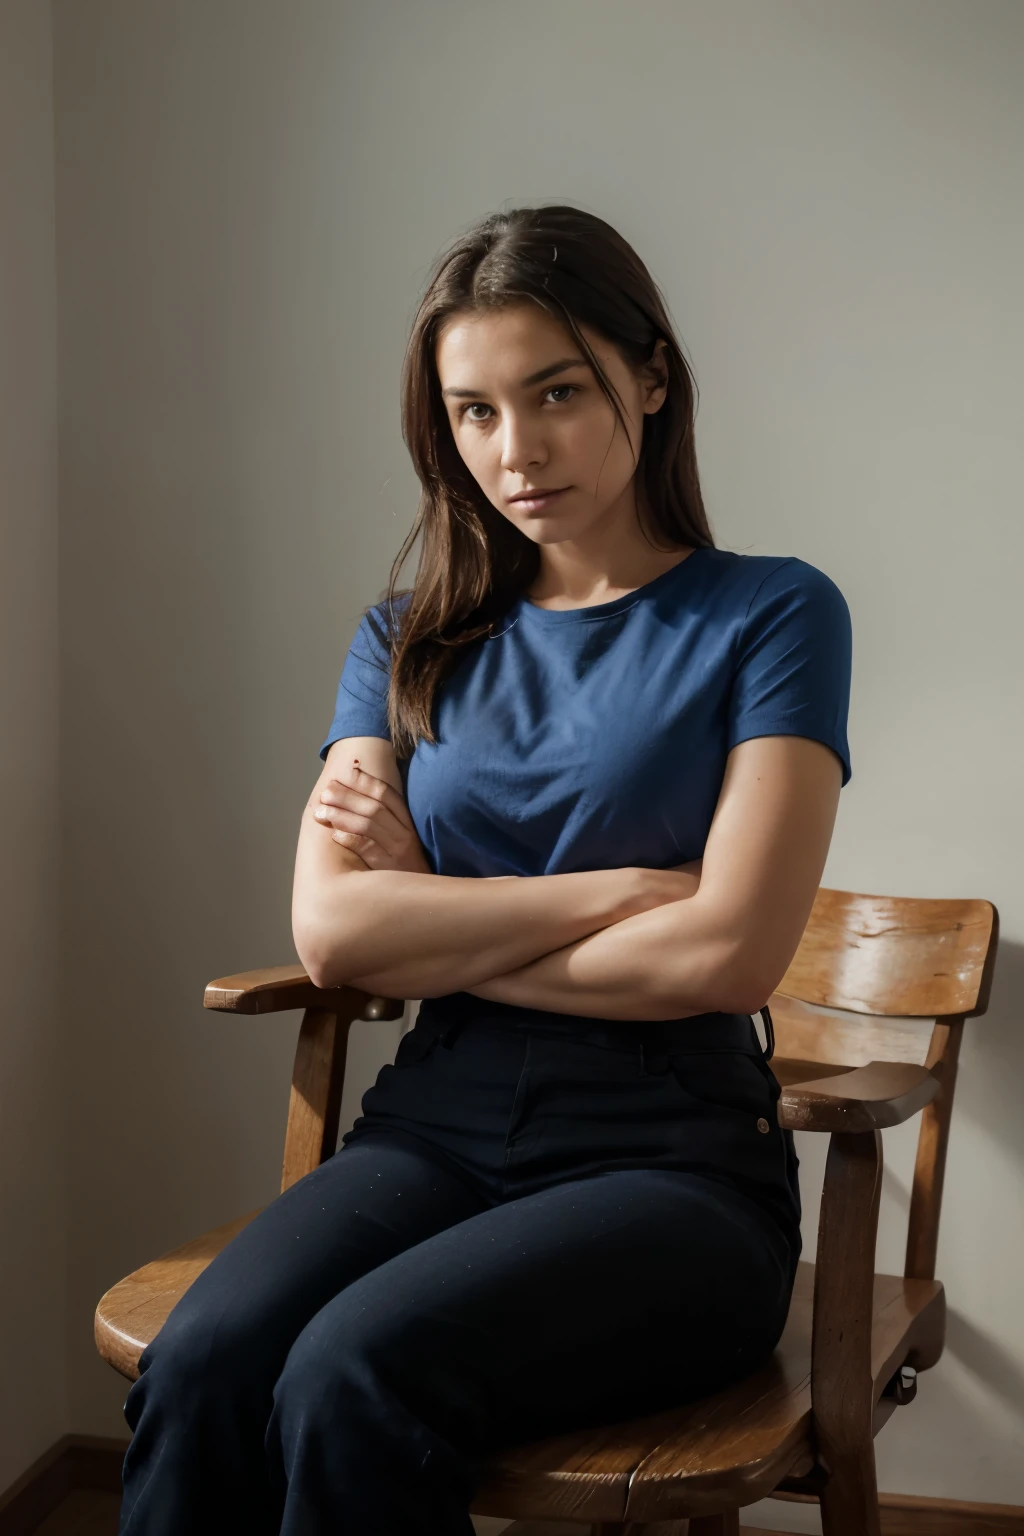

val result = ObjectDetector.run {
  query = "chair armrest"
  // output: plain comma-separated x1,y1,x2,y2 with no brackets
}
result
204,963,405,1020
779,1060,939,1134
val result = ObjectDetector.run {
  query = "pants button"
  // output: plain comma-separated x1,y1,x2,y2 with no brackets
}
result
757,1117,771,1134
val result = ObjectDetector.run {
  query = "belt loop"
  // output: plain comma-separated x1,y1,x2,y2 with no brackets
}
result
440,1019,466,1050
759,1005,775,1061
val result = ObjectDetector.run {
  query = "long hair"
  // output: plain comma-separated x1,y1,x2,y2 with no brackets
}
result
373,204,714,760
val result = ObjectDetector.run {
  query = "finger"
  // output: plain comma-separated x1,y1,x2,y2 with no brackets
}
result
315,796,404,855
328,825,374,854
335,763,417,831
315,804,403,857
319,780,390,817
319,775,412,850
330,828,394,872
351,764,417,831
329,828,374,867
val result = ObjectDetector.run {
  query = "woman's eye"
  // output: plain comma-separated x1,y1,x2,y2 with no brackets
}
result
463,403,492,422
545,384,576,404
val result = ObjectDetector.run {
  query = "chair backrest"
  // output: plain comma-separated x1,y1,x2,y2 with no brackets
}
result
768,887,999,1280
780,887,998,1018
771,887,998,1069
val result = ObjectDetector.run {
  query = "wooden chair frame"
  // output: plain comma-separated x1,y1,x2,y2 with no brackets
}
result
96,887,999,1536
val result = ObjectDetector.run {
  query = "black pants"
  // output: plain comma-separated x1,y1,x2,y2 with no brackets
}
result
118,1005,800,1535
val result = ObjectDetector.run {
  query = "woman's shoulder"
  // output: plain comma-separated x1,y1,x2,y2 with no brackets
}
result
691,548,849,627
697,547,846,600
356,589,414,653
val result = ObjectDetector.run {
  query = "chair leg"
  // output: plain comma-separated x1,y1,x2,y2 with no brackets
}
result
819,1441,882,1536
813,1131,884,1536
689,1515,740,1535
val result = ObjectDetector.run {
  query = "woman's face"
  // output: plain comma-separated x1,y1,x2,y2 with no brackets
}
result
435,302,667,546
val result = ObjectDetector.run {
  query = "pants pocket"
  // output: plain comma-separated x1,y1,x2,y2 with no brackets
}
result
392,1023,444,1068
668,1049,780,1123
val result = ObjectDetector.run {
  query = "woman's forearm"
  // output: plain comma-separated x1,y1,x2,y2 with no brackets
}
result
301,863,688,996
464,884,752,1021
464,736,842,1023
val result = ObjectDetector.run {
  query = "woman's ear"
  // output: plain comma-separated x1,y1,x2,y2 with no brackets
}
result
641,338,669,415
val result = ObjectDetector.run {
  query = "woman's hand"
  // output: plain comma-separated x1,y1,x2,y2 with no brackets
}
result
313,760,433,874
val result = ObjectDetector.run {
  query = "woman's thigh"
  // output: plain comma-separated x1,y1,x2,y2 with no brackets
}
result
135,1134,488,1392
275,1163,795,1456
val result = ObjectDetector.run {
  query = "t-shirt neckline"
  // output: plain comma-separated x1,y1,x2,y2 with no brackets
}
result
512,545,710,625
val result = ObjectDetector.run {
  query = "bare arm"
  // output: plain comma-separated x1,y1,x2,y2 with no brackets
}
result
292,736,689,994
464,735,843,1020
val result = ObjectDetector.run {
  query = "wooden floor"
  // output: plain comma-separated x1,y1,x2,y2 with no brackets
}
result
29,1491,786,1534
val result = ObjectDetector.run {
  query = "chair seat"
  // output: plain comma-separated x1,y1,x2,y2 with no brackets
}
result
95,1212,259,1379
95,1216,945,1522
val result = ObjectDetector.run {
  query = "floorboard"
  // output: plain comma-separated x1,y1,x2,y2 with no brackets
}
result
25,1490,787,1534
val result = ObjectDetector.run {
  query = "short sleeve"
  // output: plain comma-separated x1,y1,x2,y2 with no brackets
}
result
727,559,853,786
318,602,396,760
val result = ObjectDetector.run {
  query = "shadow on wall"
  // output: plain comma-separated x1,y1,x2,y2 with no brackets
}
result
879,938,1024,1404
955,934,1024,1163
938,935,1024,1407
944,1308,1024,1418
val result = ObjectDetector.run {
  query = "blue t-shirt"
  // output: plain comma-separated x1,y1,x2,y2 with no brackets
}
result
319,548,852,879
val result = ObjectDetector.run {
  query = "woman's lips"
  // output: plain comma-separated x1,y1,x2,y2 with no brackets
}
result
508,487,570,513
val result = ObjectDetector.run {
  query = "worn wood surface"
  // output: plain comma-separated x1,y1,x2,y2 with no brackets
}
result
203,964,404,1020
94,1213,257,1379
770,1490,1024,1534
21,1495,1024,1536
864,1492,1024,1534
779,1061,939,1134
813,1132,883,1536
769,887,997,1298
471,1266,943,1525
478,1524,791,1536
767,994,935,1069
280,1007,351,1192
905,1018,964,1282
776,889,997,1018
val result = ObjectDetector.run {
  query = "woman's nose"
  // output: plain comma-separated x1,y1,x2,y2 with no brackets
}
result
499,414,547,473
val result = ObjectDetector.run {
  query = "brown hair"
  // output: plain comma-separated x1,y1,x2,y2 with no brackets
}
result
371,204,714,760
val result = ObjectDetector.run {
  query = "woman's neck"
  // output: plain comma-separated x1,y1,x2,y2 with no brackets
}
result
524,510,694,611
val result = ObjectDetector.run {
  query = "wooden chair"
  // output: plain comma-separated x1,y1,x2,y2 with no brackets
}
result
95,887,998,1536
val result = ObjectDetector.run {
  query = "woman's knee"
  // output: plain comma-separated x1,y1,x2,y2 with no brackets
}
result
133,1281,282,1416
271,1281,485,1449
273,1288,389,1421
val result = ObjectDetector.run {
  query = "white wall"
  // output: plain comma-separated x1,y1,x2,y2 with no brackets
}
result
50,0,1024,1512
0,0,65,1490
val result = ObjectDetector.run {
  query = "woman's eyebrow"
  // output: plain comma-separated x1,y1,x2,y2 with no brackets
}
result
441,357,588,399
520,356,588,387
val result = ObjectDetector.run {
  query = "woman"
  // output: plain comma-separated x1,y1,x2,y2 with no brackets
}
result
119,205,852,1535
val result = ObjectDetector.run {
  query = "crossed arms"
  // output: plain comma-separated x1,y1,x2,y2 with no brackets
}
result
291,732,842,1022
